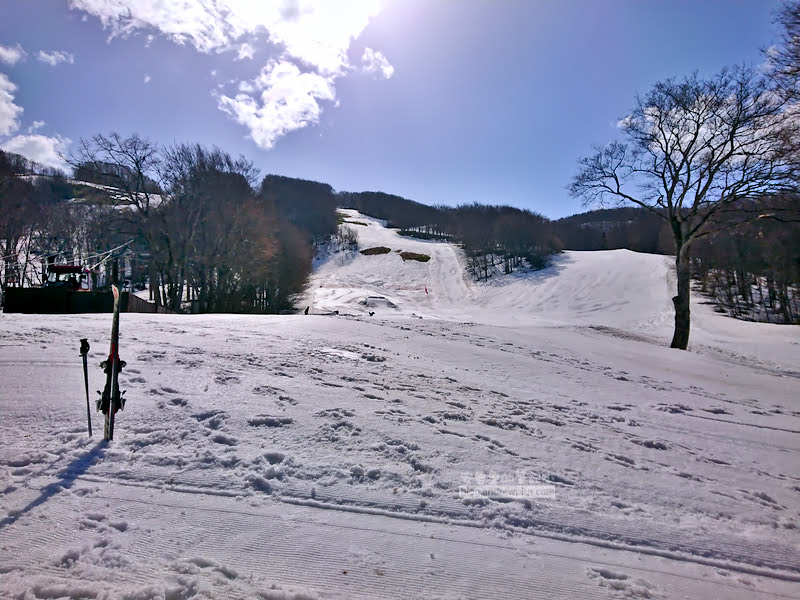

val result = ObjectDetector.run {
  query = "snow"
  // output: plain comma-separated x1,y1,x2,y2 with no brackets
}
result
314,211,676,331
1,210,799,599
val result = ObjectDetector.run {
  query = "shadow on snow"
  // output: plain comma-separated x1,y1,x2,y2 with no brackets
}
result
0,442,107,529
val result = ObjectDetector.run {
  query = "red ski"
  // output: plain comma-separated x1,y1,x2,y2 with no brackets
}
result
97,285,126,440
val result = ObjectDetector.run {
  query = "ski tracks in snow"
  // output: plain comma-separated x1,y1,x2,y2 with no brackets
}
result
2,311,800,598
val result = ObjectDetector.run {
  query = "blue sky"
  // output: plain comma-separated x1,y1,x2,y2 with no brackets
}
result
0,0,784,218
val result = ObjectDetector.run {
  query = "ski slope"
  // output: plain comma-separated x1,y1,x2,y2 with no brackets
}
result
1,211,799,599
313,210,798,362
312,210,676,327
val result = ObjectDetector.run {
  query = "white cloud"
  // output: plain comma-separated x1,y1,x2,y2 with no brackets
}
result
68,0,389,148
69,0,381,74
70,0,232,52
0,74,70,170
218,60,335,149
617,115,634,130
259,1,381,76
237,42,254,61
0,44,26,66
361,47,393,79
36,50,75,66
1,134,71,170
144,73,151,84
0,73,23,136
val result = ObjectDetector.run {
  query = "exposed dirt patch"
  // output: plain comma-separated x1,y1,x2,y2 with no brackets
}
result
400,251,431,262
360,246,392,256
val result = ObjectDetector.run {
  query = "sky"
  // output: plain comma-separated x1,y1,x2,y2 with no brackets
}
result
0,0,785,219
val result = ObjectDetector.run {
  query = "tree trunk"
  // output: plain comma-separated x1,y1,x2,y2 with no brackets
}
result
670,247,691,349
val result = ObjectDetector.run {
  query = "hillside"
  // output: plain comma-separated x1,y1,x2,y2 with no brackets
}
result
310,211,798,364
310,210,675,329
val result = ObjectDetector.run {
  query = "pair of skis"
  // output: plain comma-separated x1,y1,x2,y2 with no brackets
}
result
80,285,126,441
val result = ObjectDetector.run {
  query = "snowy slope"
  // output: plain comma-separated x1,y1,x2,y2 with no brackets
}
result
1,211,799,599
312,210,676,331
313,210,799,360
309,210,474,319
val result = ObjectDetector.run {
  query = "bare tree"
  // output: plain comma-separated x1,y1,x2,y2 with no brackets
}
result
569,66,796,349
72,133,165,299
1,152,38,291
769,1,800,101
72,133,162,215
766,2,800,177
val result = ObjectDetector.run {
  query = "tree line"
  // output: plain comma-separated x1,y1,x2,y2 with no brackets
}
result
691,196,800,324
555,207,674,255
1,138,325,313
4,140,795,321
340,192,563,280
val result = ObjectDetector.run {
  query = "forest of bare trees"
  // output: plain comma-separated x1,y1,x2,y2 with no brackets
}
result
72,137,318,313
555,208,674,255
0,151,76,291
1,137,319,314
691,196,800,324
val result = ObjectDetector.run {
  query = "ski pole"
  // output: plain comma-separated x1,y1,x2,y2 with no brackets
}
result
80,338,92,437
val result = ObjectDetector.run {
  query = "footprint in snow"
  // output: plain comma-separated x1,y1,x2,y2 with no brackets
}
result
211,433,238,446
193,410,228,430
745,490,781,508
702,406,732,415
177,557,239,580
587,567,660,597
571,440,597,453
656,403,692,414
252,384,283,396
631,439,669,451
589,568,628,581
606,453,636,467
248,416,293,427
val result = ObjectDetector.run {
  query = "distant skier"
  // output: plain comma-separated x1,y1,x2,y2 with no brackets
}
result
304,306,309,315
